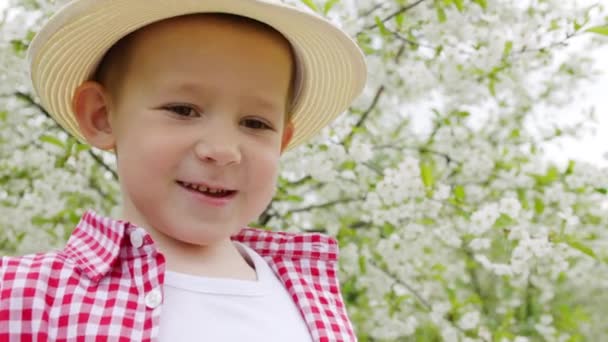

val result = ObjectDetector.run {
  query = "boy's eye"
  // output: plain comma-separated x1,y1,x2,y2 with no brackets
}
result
164,105,199,117
242,118,273,130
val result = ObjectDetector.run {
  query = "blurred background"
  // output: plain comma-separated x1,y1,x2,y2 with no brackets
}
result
1,0,608,341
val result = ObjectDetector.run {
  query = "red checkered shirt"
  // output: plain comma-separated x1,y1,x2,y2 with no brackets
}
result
0,211,356,341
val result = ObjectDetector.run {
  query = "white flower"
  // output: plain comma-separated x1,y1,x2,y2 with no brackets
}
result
434,184,451,201
540,314,553,325
434,227,462,247
478,326,492,340
475,254,492,269
470,238,491,251
403,316,418,336
441,326,460,342
513,337,530,342
508,225,530,241
492,264,513,277
458,311,480,331
432,301,452,316
499,197,521,218
470,204,500,235
3,1,608,339
348,140,373,163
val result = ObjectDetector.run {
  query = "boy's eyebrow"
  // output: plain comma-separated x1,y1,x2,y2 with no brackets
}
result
159,81,286,115
241,95,285,116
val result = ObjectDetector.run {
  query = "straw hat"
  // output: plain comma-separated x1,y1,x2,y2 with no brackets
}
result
27,0,367,150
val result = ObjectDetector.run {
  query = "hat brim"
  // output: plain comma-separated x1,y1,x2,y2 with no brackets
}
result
28,0,367,150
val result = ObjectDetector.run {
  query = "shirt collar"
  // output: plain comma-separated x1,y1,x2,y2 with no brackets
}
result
64,210,338,282
232,228,338,262
64,210,129,282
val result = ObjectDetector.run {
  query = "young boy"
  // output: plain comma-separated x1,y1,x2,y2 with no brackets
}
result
0,0,366,341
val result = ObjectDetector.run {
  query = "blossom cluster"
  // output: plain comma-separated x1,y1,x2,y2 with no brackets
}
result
1,0,608,340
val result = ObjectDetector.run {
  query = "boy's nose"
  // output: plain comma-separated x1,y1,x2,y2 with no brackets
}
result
194,137,242,166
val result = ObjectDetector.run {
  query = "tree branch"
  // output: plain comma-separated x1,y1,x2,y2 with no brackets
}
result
14,92,49,118
11,124,114,203
374,144,461,165
341,85,385,146
515,32,577,56
14,91,119,181
368,259,433,311
88,149,119,181
289,196,365,214
359,0,431,35
359,3,385,18
341,43,407,147
463,248,491,316
368,259,490,341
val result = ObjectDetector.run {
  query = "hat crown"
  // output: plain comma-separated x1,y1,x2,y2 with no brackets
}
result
29,0,367,150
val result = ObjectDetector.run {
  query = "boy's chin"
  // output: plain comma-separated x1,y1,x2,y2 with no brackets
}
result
159,217,246,244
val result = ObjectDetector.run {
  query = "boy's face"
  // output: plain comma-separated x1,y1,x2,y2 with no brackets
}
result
73,15,294,246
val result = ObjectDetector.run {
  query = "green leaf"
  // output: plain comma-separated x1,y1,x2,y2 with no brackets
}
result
300,0,319,12
452,110,470,119
420,161,435,188
375,16,390,36
564,237,597,259
395,13,405,28
385,289,410,317
586,25,608,36
419,217,437,226
489,77,497,96
431,263,446,273
532,166,560,186
452,0,464,12
517,188,529,210
454,185,466,203
26,30,36,42
10,40,28,55
31,215,51,226
323,0,339,14
472,0,487,10
503,40,513,57
381,223,396,238
340,160,357,170
434,44,444,57
75,143,91,153
284,195,304,203
595,188,608,195
566,160,576,175
39,135,65,148
0,111,7,121
555,304,590,335
358,255,367,274
534,197,545,215
493,213,516,229
434,0,447,23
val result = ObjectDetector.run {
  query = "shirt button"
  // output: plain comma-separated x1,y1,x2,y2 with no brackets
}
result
130,229,144,248
145,288,163,309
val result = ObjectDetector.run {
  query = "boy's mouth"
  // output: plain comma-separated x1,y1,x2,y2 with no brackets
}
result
177,181,237,198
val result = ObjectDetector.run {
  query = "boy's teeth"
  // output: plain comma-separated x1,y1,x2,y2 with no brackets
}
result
183,182,227,194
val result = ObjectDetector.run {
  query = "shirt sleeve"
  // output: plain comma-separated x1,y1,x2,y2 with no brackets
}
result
0,256,4,314
0,256,4,299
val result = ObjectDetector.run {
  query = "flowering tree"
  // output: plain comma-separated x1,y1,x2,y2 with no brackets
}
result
2,0,608,340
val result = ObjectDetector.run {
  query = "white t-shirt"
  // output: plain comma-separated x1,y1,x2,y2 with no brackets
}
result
158,242,313,341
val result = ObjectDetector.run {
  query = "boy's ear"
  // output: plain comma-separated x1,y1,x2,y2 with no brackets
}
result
72,81,116,150
280,120,294,154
